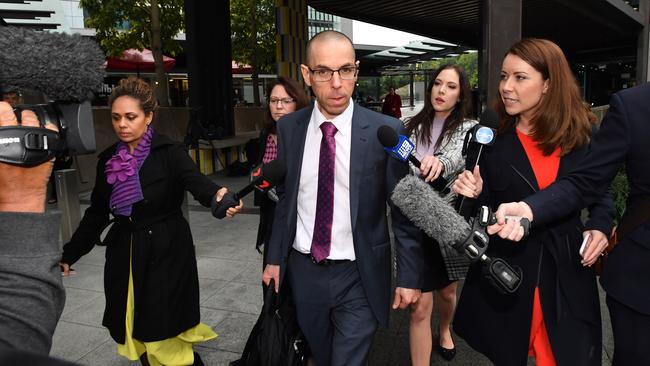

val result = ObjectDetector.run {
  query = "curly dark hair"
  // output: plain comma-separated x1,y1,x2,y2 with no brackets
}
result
108,76,158,115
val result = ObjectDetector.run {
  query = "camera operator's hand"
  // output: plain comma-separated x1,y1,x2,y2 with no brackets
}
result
0,101,58,213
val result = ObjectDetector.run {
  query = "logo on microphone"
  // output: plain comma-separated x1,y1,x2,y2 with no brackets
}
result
475,126,495,145
388,135,415,162
256,180,271,190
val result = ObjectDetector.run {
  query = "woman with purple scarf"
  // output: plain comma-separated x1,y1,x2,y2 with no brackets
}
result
59,77,242,366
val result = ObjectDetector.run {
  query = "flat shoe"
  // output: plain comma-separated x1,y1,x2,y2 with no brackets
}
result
437,344,456,361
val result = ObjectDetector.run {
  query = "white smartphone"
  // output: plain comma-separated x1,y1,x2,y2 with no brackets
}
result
579,233,591,257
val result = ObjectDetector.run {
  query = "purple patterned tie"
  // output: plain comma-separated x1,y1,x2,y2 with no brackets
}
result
311,122,338,263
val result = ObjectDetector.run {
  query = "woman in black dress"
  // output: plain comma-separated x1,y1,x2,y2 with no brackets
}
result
60,77,242,366
452,39,614,366
404,64,477,364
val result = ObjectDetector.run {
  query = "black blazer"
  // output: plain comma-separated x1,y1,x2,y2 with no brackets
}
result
62,133,220,343
253,127,273,207
454,123,615,366
266,103,423,326
525,83,650,315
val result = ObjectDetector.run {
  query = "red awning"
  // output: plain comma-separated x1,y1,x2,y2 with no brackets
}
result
232,61,253,74
105,48,176,72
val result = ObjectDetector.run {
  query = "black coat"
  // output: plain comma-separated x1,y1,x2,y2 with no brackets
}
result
525,83,650,316
61,133,221,343
253,129,277,265
454,123,615,366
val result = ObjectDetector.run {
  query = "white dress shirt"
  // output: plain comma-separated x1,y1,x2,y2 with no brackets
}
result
293,100,356,260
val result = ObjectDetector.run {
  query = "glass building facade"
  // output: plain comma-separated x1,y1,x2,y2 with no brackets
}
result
308,6,341,38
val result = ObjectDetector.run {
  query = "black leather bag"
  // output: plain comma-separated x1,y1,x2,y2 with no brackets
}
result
230,279,309,366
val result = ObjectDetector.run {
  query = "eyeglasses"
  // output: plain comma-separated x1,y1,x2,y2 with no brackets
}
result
269,97,295,105
308,66,358,82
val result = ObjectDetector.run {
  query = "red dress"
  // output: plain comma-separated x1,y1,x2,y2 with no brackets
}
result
517,129,560,366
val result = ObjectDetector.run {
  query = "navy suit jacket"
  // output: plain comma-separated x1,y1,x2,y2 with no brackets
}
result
266,102,423,326
524,83,650,315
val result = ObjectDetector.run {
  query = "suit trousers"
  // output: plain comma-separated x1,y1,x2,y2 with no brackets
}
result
287,250,378,366
606,295,650,366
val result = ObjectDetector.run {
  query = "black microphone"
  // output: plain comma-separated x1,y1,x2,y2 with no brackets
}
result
392,175,527,294
456,108,499,217
0,26,106,165
377,125,449,192
211,159,287,219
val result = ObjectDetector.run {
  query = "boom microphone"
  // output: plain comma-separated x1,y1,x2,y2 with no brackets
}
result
391,175,526,294
0,27,105,102
392,175,470,248
0,26,106,165
377,125,448,192
211,159,287,219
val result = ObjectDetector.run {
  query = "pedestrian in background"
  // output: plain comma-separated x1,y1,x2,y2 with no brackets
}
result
254,77,309,269
382,86,402,118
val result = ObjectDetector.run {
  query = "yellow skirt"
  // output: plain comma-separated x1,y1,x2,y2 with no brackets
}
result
117,251,217,366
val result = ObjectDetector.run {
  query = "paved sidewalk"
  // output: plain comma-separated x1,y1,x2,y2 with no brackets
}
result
49,173,614,365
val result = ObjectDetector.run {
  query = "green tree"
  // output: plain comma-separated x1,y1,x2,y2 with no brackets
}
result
80,0,185,106
230,0,276,106
421,52,479,88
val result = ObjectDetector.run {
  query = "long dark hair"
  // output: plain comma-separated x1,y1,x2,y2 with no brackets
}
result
405,64,472,149
265,77,309,133
494,38,595,155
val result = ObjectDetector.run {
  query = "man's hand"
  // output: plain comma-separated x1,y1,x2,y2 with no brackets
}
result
0,102,57,213
392,287,421,310
215,187,244,218
262,264,280,292
486,202,534,242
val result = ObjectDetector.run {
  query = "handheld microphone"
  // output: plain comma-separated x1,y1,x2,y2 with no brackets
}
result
456,108,499,217
211,159,287,219
377,125,448,192
0,26,106,165
392,175,527,294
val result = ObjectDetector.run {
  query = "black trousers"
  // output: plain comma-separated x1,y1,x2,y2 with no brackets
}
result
287,251,378,366
606,295,650,366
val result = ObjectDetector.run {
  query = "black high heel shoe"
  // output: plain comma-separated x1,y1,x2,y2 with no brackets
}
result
437,337,456,361
193,352,205,366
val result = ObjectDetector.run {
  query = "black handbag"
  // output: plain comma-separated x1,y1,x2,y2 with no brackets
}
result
230,279,309,366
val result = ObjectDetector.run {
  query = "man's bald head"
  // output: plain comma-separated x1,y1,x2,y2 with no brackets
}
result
305,30,355,66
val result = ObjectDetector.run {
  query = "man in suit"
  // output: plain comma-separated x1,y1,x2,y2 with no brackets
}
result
262,30,423,366
492,83,650,365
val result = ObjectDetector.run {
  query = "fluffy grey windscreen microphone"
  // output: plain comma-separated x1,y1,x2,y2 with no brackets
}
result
391,175,470,247
0,26,106,101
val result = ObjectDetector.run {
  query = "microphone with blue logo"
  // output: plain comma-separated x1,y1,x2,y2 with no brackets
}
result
377,125,449,192
456,108,499,217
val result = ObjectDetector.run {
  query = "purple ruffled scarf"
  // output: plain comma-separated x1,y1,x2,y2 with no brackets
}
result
105,127,153,216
